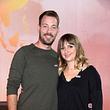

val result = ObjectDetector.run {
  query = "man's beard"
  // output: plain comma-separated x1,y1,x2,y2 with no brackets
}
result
39,33,55,46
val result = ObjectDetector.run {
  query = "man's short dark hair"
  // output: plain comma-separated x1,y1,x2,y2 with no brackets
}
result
39,10,59,27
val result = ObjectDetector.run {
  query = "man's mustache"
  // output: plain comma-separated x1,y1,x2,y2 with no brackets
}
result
44,33,54,37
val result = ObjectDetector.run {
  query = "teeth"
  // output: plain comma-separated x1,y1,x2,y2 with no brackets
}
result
45,35,51,38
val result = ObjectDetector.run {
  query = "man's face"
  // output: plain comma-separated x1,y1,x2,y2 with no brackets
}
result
39,15,59,46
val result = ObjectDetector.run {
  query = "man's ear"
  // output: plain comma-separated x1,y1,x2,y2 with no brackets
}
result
37,24,40,32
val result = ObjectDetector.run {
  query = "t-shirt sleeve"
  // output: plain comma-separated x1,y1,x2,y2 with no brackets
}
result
7,47,26,95
88,66,103,110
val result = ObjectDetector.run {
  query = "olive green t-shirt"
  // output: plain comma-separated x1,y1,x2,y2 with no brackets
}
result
7,44,59,110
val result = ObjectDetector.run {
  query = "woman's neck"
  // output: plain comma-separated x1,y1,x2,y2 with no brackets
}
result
66,61,75,70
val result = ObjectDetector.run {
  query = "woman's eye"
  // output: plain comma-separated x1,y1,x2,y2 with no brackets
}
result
60,47,64,50
68,45,74,48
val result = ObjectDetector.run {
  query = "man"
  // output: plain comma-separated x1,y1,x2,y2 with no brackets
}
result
7,10,59,110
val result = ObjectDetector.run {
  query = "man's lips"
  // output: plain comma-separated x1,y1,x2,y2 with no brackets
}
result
44,33,53,38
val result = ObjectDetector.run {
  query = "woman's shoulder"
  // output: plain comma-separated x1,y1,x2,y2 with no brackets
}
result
82,65,101,80
82,64,96,72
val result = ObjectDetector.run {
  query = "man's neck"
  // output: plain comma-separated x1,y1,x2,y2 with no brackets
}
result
35,41,51,50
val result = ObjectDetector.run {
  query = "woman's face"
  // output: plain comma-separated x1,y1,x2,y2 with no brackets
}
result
60,41,76,62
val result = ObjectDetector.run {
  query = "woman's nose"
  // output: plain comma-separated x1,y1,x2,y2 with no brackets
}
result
64,48,68,53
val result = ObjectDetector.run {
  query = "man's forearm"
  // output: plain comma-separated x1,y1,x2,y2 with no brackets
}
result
7,94,17,110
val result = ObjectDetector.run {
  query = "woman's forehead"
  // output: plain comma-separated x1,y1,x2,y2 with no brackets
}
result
61,40,74,46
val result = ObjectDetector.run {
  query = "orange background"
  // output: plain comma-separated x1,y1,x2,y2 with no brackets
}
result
0,0,110,109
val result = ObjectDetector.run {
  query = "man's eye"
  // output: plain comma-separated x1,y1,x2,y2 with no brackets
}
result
52,26,57,29
42,25,47,28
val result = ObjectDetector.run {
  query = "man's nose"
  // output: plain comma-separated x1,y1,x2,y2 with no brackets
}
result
47,27,52,33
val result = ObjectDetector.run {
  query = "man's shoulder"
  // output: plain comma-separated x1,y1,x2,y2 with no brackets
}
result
50,49,58,57
21,43,34,49
15,43,34,54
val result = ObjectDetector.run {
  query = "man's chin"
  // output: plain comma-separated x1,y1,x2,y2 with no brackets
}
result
43,40,55,45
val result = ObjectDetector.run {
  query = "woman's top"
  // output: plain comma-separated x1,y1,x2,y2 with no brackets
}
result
57,65,103,110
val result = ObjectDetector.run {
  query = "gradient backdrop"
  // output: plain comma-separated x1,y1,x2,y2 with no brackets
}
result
0,0,110,109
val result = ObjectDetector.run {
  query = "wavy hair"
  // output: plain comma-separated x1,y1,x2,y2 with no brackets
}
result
57,33,88,71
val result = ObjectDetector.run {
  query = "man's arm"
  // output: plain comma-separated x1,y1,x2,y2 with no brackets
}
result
7,47,26,110
7,94,17,110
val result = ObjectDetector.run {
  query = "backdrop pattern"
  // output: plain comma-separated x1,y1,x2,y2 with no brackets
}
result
0,0,110,109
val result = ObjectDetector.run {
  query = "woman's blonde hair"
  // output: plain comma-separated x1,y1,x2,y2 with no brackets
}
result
57,33,88,73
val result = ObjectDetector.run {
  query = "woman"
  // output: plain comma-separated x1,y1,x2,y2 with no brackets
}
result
57,33,103,110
